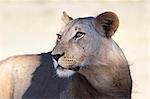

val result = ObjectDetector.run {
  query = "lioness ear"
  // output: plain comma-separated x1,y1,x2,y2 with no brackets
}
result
94,12,119,38
61,11,73,24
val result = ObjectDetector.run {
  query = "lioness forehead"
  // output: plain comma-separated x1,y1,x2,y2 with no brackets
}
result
60,17,95,40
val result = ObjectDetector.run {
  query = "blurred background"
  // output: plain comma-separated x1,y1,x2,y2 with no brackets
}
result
0,0,149,99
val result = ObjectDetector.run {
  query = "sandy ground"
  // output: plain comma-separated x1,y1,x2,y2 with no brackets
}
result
0,1,149,99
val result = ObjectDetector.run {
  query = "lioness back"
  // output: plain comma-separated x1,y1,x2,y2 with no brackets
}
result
0,52,72,99
0,54,39,99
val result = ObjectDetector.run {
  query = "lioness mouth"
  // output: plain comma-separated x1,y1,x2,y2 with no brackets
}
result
57,65,80,72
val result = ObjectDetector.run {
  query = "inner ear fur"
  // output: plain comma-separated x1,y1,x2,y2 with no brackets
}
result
94,12,119,38
61,11,73,24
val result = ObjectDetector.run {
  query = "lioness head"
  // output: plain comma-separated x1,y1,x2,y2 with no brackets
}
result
52,11,119,77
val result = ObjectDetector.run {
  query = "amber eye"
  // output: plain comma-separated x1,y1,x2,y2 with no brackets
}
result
73,32,85,39
57,34,62,39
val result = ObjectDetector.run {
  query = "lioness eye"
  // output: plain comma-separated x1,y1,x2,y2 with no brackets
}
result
57,34,62,39
73,32,85,39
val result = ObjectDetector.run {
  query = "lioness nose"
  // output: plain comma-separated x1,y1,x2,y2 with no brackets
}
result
52,53,64,61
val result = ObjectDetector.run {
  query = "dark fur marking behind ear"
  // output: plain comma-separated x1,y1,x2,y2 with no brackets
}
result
94,12,119,38
102,18,113,31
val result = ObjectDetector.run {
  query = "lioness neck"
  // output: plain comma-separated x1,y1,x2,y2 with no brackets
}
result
78,64,132,99
77,40,132,99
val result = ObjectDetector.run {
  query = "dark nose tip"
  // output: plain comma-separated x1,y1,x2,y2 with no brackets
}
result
52,53,64,61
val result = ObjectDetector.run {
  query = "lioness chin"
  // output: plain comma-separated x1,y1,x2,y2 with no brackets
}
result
0,11,132,99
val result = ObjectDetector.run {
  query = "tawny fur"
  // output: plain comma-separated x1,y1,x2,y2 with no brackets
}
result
0,55,41,99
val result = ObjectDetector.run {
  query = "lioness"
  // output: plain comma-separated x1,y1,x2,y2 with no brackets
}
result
0,11,132,99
